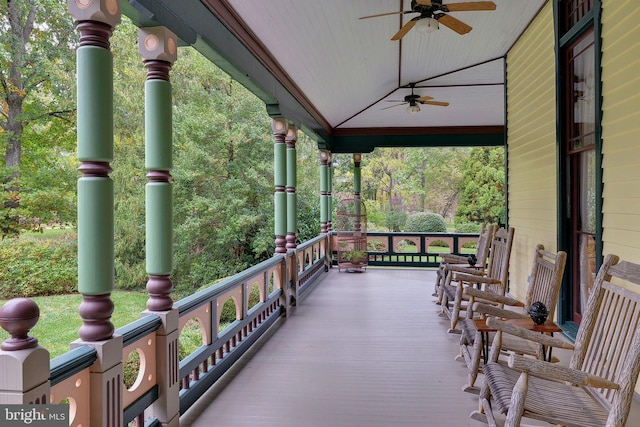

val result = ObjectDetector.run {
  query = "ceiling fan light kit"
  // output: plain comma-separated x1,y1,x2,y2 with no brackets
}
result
382,84,450,114
415,17,439,34
359,0,496,39
406,104,421,114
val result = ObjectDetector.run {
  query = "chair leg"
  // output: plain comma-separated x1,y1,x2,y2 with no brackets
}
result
463,330,484,393
470,380,499,426
439,281,450,317
448,282,463,333
433,266,444,302
438,269,452,312
504,372,528,427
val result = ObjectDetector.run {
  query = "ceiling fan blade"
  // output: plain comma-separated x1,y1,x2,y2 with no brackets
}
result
391,19,418,40
359,11,405,20
381,103,407,111
416,95,434,102
415,0,433,5
438,14,472,34
421,100,450,107
444,1,496,12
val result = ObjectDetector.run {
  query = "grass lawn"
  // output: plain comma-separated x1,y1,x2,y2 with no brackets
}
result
0,291,149,358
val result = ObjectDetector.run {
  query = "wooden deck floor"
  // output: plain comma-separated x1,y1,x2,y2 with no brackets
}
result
180,267,640,427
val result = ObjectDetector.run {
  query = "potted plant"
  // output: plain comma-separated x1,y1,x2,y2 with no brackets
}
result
343,249,367,265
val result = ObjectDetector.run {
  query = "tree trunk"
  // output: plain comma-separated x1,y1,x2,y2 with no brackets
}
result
1,0,37,233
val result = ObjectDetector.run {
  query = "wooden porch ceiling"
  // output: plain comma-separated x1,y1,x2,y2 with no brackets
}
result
122,0,547,151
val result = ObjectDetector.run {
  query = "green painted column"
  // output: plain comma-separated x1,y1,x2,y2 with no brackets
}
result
327,154,334,231
286,126,298,249
353,153,362,200
138,27,181,427
273,118,288,254
139,27,178,312
320,151,329,233
69,2,120,343
353,153,362,234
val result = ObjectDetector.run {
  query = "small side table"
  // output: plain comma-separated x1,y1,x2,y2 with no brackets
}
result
474,317,562,363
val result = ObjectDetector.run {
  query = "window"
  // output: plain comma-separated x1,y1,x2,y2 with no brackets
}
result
558,1,599,327
564,0,594,31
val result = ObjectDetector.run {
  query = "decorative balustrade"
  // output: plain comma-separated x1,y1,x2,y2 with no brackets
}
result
2,232,480,424
332,231,481,268
0,234,331,426
0,232,477,425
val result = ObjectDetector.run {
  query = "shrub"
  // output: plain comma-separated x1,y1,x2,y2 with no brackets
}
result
404,212,447,233
384,209,407,232
0,233,77,298
430,240,449,248
455,222,482,233
367,239,385,251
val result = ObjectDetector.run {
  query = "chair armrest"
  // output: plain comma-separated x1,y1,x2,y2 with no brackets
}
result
464,288,523,307
452,271,500,285
508,354,620,389
486,317,575,350
445,265,485,275
439,254,469,264
472,302,528,320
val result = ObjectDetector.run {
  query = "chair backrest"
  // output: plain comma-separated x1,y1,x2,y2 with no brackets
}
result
483,226,515,295
523,244,567,319
571,254,640,423
475,224,497,269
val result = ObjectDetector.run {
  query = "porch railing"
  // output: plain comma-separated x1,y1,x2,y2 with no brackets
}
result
332,231,481,268
0,233,329,427
0,231,481,426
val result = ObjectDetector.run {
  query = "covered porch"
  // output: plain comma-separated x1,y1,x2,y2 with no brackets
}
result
3,0,640,426
180,267,484,427
181,267,639,427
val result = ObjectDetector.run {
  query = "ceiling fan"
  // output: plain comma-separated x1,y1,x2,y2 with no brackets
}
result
382,85,449,114
359,0,497,40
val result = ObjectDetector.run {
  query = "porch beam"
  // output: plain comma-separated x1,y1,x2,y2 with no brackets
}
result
328,127,504,153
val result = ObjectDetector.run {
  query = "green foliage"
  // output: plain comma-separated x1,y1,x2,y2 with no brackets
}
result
0,0,77,234
404,212,447,232
367,239,385,251
396,240,417,253
455,222,482,233
0,232,77,298
179,318,205,360
342,249,367,262
296,193,321,243
219,298,238,328
363,199,384,230
454,147,506,225
384,209,407,232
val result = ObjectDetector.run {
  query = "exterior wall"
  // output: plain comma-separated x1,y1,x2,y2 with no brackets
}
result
601,0,640,262
505,3,557,303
